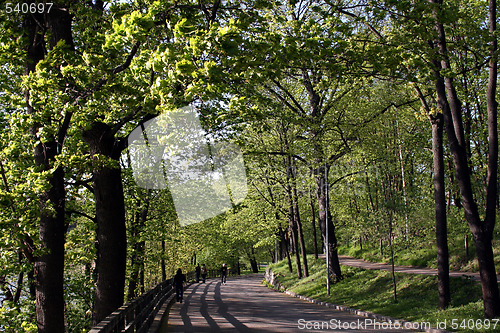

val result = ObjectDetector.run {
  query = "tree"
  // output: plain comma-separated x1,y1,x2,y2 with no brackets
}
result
22,5,74,332
427,0,499,317
415,86,450,309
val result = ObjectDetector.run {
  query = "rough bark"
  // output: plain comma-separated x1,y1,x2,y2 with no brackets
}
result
24,6,73,332
485,0,498,255
431,113,450,309
34,164,66,333
315,164,342,279
309,189,319,259
287,183,302,279
83,122,127,325
482,0,499,318
290,160,308,277
415,85,450,309
278,224,293,273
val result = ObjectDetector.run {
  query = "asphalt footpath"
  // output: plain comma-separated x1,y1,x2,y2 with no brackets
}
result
337,255,483,281
163,274,420,333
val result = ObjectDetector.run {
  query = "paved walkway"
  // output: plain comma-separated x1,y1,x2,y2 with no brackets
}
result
337,255,483,281
162,257,483,332
164,274,418,332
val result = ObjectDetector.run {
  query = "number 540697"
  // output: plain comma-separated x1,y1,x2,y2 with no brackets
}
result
5,3,53,14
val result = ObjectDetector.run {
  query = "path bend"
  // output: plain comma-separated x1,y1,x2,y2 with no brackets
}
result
336,255,484,281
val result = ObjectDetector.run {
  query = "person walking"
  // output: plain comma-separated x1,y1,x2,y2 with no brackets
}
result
201,264,207,283
173,268,186,303
195,263,201,283
221,263,228,285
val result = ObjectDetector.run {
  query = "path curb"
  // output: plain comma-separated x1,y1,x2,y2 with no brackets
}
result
264,269,450,333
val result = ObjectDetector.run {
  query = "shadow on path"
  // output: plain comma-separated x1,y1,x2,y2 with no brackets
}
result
214,281,250,332
199,281,219,331
179,282,203,331
165,274,418,332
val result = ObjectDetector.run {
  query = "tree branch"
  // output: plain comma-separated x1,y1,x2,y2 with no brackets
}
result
112,41,141,75
271,79,306,114
66,178,94,193
264,83,303,116
245,150,308,165
359,98,419,125
67,210,96,223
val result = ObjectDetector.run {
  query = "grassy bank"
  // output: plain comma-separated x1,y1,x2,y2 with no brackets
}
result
266,256,496,333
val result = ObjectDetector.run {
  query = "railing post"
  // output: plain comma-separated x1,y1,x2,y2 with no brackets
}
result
88,271,194,333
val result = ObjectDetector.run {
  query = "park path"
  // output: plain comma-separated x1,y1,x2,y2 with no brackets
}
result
337,255,483,281
164,274,418,333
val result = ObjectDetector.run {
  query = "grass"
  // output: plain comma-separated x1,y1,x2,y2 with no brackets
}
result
339,243,439,268
266,255,495,333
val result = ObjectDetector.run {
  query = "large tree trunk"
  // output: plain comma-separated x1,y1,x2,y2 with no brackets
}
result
288,156,309,277
303,67,342,279
431,114,450,309
485,0,498,260
83,122,127,325
315,164,342,279
482,0,499,318
309,189,319,259
34,164,66,333
24,6,74,333
250,247,259,273
278,224,293,273
415,85,451,309
430,0,500,317
287,184,302,279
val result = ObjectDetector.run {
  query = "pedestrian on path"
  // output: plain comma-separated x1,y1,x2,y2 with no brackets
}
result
195,263,201,282
221,263,228,284
173,268,186,303
201,264,207,283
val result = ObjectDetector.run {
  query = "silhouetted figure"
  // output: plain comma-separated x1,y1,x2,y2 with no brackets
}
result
195,263,201,282
221,264,228,284
201,264,207,283
173,268,186,303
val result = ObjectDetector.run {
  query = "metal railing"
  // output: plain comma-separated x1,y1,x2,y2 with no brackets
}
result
88,269,223,333
88,272,195,333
